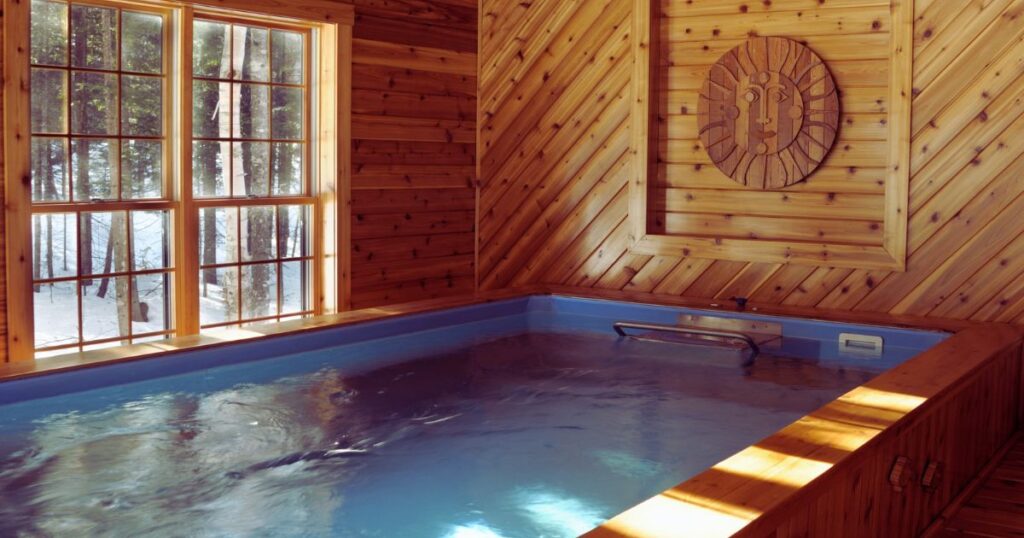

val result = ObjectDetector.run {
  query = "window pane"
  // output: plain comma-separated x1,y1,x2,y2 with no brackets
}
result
241,263,277,319
281,260,308,315
31,68,67,134
82,340,126,352
70,4,117,70
134,333,169,344
80,211,128,276
199,207,238,265
133,273,170,335
277,205,308,258
232,141,269,197
131,210,170,271
271,143,303,196
233,83,269,138
122,75,163,136
193,141,227,197
122,11,162,74
81,276,129,342
240,206,276,262
32,137,69,202
32,213,77,280
122,139,162,199
271,87,302,140
200,266,238,325
233,25,269,82
271,30,303,84
192,80,230,138
193,20,230,78
71,71,117,135
31,0,68,66
35,281,79,348
71,139,117,201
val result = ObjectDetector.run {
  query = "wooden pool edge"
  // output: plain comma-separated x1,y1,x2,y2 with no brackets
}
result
578,307,1023,537
0,286,543,381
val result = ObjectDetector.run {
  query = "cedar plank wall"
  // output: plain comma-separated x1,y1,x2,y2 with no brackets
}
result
349,0,478,308
477,0,1024,324
650,4,890,256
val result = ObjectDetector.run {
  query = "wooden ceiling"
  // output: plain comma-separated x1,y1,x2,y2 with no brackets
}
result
478,0,1024,324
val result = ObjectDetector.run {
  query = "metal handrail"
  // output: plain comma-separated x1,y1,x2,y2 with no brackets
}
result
613,321,760,357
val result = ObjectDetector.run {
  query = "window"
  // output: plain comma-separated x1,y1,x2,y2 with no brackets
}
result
29,1,173,354
190,19,315,329
10,0,350,360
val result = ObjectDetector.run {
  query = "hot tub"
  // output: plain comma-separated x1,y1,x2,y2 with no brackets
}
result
0,294,1016,537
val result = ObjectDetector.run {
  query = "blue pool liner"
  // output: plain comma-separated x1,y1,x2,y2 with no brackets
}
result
0,295,948,408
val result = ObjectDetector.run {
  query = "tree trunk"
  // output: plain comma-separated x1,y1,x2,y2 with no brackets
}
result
96,227,115,298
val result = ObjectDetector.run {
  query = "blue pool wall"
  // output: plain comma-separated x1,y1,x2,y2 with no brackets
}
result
527,296,948,362
0,295,948,408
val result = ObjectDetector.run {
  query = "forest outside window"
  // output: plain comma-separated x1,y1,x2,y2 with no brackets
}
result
13,0,345,360
191,18,314,329
30,1,173,355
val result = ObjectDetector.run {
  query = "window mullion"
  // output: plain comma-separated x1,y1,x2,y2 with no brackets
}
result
175,5,201,335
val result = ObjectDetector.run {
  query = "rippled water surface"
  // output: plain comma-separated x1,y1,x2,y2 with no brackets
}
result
0,332,886,537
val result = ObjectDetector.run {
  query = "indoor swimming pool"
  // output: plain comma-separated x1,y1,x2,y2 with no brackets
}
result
0,296,948,537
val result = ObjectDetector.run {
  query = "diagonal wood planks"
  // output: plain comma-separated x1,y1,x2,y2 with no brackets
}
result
478,0,1024,325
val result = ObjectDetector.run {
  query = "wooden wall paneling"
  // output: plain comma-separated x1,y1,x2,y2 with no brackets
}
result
649,259,716,295
477,20,634,288
884,0,913,267
911,0,1023,132
477,0,1024,326
513,172,632,286
3,0,32,361
0,7,6,362
347,0,478,309
635,0,907,269
478,0,630,193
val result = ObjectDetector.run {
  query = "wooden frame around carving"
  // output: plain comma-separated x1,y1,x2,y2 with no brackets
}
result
628,0,911,271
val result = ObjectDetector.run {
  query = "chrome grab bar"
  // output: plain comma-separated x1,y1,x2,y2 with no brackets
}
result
613,321,760,356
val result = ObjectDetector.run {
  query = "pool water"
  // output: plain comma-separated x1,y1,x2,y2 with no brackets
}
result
0,329,895,538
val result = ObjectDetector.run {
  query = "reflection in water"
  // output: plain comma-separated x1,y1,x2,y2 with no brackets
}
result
0,332,881,537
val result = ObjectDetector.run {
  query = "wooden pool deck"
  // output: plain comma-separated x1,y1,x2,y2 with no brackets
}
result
936,435,1024,538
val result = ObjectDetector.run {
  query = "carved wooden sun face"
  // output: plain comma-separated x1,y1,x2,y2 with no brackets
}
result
697,36,840,190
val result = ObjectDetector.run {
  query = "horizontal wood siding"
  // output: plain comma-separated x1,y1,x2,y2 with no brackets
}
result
350,0,478,309
477,0,1024,326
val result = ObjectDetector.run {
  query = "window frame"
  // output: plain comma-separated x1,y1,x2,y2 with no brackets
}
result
4,0,353,361
27,1,176,355
185,15,318,331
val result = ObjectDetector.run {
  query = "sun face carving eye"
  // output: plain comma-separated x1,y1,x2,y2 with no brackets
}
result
696,36,840,190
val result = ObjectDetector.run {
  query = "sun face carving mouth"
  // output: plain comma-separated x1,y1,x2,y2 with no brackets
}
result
697,36,840,190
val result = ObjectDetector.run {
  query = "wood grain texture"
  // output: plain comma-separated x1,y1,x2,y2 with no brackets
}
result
477,0,1024,326
697,36,840,189
585,322,1023,537
930,434,1024,537
635,0,906,269
348,0,478,309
